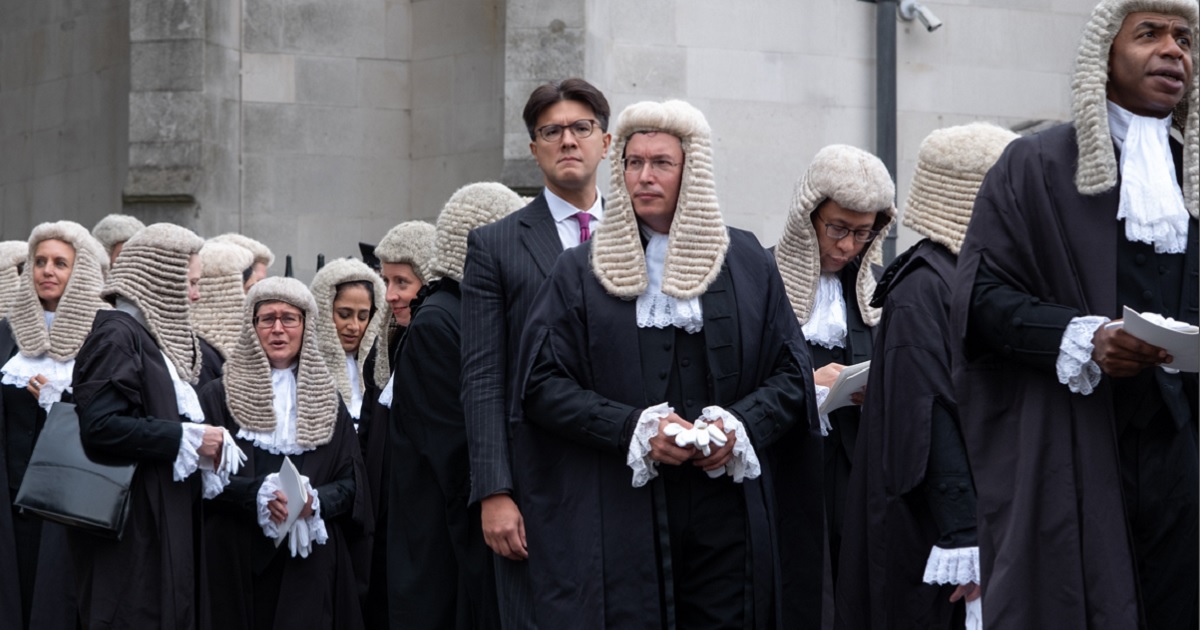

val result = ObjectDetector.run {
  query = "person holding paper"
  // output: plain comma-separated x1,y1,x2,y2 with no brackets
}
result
516,100,822,628
835,123,1018,630
0,222,108,629
952,1,1198,627
199,277,370,630
774,144,896,586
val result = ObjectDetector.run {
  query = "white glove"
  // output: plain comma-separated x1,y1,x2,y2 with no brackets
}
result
288,517,313,558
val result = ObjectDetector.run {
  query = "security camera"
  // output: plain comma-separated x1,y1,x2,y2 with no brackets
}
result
899,0,943,32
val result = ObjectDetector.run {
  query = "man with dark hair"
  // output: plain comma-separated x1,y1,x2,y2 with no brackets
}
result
461,77,611,628
951,1,1197,627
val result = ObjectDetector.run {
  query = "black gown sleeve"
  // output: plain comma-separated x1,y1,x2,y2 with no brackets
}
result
967,259,1080,369
313,406,358,521
523,333,642,454
923,400,978,548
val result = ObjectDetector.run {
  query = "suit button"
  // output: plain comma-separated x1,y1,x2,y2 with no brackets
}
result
1030,297,1041,305
1135,253,1147,265
663,343,671,351
938,483,948,493
1160,266,1168,275
1142,290,1154,302
1012,317,1023,327
685,399,694,408
681,358,692,368
658,371,668,380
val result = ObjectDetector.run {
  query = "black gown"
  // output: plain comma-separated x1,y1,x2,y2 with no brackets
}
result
0,319,79,630
388,279,499,629
835,240,975,629
356,340,390,628
70,309,210,630
514,229,825,629
809,260,874,585
198,379,370,630
196,336,225,389
950,123,1198,629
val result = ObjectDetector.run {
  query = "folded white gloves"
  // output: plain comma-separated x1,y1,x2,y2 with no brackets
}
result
256,472,330,558
626,403,762,487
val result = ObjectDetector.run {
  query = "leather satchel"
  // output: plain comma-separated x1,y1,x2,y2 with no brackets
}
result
14,402,137,540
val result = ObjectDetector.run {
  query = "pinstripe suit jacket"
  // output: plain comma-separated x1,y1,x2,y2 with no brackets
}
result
461,193,564,505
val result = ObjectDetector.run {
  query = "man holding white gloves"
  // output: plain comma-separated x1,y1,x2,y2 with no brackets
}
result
515,99,824,629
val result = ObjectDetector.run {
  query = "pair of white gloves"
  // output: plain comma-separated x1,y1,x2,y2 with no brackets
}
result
627,404,761,487
256,473,329,558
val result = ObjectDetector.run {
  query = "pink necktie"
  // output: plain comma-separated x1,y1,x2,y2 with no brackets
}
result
575,212,592,242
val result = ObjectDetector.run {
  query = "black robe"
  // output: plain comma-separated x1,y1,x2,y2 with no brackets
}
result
836,239,974,629
356,340,390,628
70,309,210,630
0,320,79,630
387,279,499,629
950,123,1198,629
810,259,874,584
513,228,825,629
196,336,225,389
198,380,370,630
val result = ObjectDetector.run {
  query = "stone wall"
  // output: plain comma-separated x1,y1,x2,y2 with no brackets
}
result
0,0,130,240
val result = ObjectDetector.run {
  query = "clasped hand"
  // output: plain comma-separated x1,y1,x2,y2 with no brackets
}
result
648,413,736,472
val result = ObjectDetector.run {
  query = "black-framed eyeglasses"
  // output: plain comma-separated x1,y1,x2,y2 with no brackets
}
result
253,313,305,329
534,119,600,143
622,157,681,174
816,214,879,243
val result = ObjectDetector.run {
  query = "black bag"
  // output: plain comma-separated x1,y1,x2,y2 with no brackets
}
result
14,402,137,539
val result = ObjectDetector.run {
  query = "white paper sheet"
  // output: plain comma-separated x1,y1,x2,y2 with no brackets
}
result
818,360,870,415
1115,306,1199,373
274,456,309,548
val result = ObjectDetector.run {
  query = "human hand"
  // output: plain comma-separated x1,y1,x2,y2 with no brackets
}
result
813,363,845,389
197,426,225,462
268,490,289,525
649,413,696,466
1091,323,1169,378
949,582,981,603
25,374,47,398
481,493,528,561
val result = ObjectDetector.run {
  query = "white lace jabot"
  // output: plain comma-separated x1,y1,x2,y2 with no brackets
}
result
237,364,309,455
1108,100,1189,254
636,228,704,333
802,273,847,349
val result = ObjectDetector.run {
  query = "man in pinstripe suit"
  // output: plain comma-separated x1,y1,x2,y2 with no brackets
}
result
460,78,611,628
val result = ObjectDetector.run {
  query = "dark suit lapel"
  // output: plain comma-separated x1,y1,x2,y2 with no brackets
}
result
701,265,741,403
519,193,564,277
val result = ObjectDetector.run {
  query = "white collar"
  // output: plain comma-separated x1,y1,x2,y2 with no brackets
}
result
635,224,704,333
43,310,55,329
236,363,308,455
802,272,847,349
545,186,604,225
114,297,149,330
1107,100,1189,254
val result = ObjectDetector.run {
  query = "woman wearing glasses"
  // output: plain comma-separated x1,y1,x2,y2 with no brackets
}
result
773,145,895,589
199,276,369,630
0,221,108,629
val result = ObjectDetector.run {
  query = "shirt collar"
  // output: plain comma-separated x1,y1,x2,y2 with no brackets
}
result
544,186,604,225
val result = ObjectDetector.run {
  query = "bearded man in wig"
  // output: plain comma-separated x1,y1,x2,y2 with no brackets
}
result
951,0,1198,628
515,99,823,629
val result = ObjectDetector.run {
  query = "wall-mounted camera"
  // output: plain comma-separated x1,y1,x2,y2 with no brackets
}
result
899,0,943,32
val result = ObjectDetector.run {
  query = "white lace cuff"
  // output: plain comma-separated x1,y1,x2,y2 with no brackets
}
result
814,384,831,436
378,370,395,409
1,354,75,411
699,406,761,483
627,402,673,488
174,423,206,482
922,545,980,586
257,472,284,538
1056,316,1110,395
200,428,247,499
